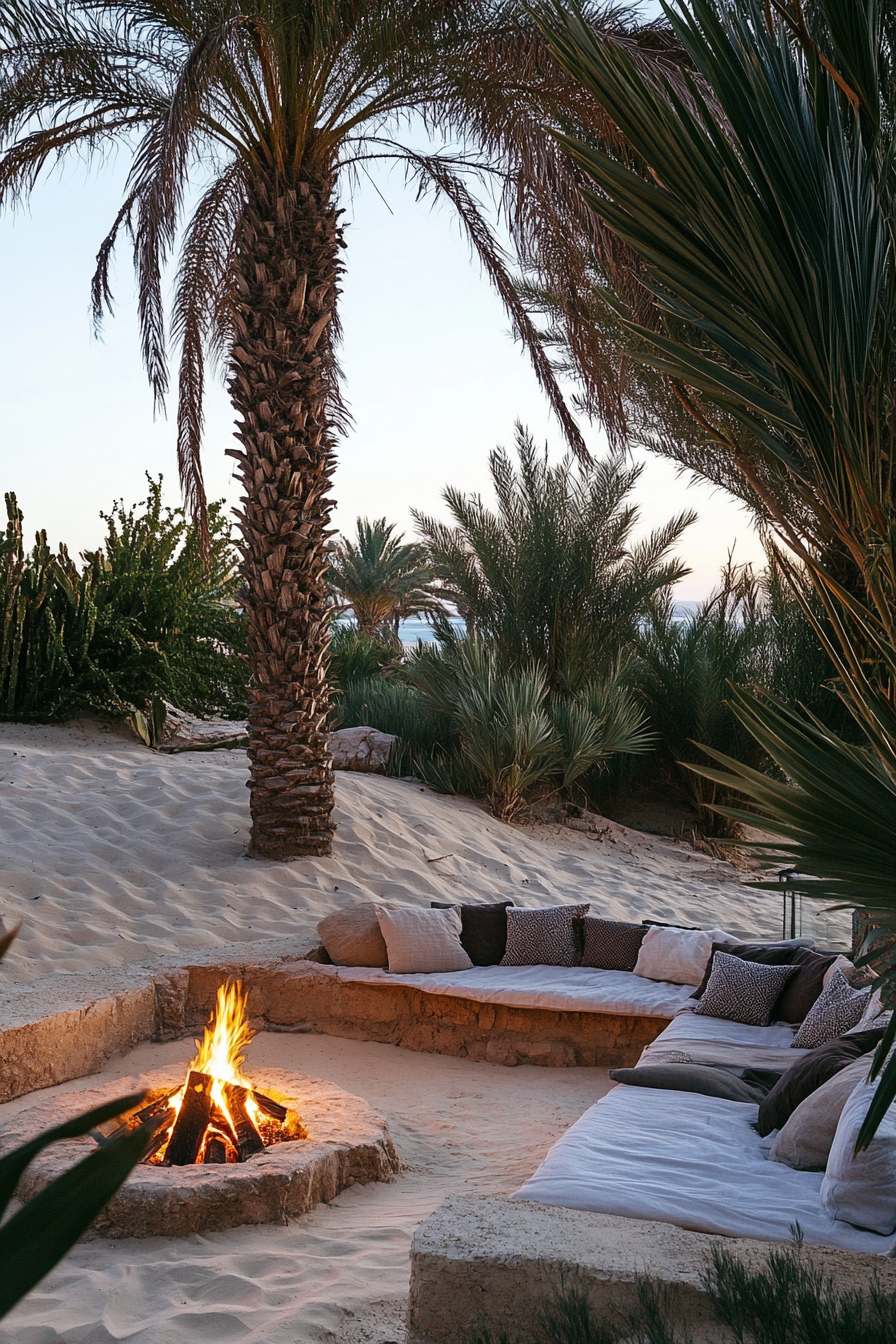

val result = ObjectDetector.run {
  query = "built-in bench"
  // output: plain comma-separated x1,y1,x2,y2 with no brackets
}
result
0,939,696,1102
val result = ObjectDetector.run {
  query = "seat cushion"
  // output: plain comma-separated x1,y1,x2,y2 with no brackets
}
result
757,1028,886,1137
431,901,513,966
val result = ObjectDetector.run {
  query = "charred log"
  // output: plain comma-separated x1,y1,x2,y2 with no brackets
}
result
252,1091,288,1122
164,1072,214,1166
203,1136,228,1164
223,1082,265,1160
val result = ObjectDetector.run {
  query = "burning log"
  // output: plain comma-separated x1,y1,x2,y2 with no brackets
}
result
252,1091,288,1122
164,1072,214,1166
203,1136,228,1164
223,1082,265,1160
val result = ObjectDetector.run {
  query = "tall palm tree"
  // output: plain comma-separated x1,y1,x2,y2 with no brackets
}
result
0,0,682,858
329,516,447,635
532,0,896,1142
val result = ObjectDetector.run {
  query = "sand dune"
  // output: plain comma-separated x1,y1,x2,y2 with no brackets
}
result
0,720,826,987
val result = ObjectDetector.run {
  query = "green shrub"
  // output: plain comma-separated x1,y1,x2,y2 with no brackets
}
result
0,477,246,722
329,624,401,686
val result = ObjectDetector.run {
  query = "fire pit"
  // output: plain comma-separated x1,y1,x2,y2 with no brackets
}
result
0,983,399,1238
120,982,305,1168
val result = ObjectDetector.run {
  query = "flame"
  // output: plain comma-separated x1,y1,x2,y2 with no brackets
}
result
154,980,264,1161
191,980,255,1091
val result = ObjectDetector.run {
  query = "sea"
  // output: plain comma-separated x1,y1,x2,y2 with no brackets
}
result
395,602,701,645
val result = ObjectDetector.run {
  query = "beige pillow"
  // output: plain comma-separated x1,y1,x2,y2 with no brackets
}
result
634,926,738,986
375,905,473,975
770,1055,873,1171
317,902,397,967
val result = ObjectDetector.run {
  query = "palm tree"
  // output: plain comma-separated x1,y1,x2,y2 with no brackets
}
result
329,517,447,636
415,422,694,693
0,0,686,858
532,0,896,1142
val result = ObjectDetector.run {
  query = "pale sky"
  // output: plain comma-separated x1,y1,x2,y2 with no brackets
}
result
0,152,764,600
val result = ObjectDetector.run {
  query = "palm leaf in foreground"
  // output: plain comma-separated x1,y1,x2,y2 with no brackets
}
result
686,682,896,1151
0,1098,155,1319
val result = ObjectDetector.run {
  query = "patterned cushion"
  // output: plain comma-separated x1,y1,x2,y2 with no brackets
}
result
500,904,590,967
791,968,871,1050
693,952,798,1027
581,917,647,972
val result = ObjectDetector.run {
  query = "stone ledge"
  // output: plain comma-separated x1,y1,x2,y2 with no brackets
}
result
0,944,668,1103
407,1194,896,1344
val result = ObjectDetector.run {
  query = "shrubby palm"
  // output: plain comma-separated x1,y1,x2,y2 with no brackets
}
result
415,424,694,693
0,0,684,858
534,0,896,1141
329,518,448,636
405,634,651,819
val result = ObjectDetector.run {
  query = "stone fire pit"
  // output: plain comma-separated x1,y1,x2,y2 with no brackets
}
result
0,1066,399,1238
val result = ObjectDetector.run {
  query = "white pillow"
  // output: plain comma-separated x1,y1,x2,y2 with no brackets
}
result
634,926,738,986
821,1073,896,1235
374,905,473,975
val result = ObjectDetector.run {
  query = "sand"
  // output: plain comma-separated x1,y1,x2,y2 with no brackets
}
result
0,721,849,1341
0,719,837,987
0,1032,614,1344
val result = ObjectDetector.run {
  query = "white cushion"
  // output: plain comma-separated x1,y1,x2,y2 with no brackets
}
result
375,905,473,975
770,1056,873,1171
821,1073,896,1235
634,926,738,986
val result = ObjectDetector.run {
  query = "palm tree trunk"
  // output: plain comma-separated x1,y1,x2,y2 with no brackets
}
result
228,164,341,859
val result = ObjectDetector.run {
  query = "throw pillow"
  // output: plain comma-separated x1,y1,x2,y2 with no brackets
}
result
581,917,647,972
500,904,590,968
431,901,513,966
770,1055,874,1171
609,1063,774,1104
757,1027,886,1136
693,952,799,1027
375,906,473,975
821,1075,896,1235
848,985,891,1034
317,902,397,968
791,968,871,1050
772,949,838,1023
691,942,825,1002
634,926,737,986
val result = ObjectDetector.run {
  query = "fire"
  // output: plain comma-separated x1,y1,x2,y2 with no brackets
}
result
144,980,294,1166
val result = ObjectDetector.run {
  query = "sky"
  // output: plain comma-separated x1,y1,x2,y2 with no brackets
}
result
0,151,765,601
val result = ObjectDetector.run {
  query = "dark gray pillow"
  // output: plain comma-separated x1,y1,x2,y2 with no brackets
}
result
610,1063,774,1104
581,917,647,972
694,952,798,1027
757,1029,886,1136
431,901,513,965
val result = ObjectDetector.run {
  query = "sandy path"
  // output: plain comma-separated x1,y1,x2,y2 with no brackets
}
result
0,720,827,988
0,1032,614,1344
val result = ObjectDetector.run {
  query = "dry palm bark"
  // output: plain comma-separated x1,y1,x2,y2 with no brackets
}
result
227,164,340,859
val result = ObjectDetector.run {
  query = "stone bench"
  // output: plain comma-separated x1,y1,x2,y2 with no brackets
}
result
407,1194,896,1344
0,940,671,1103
